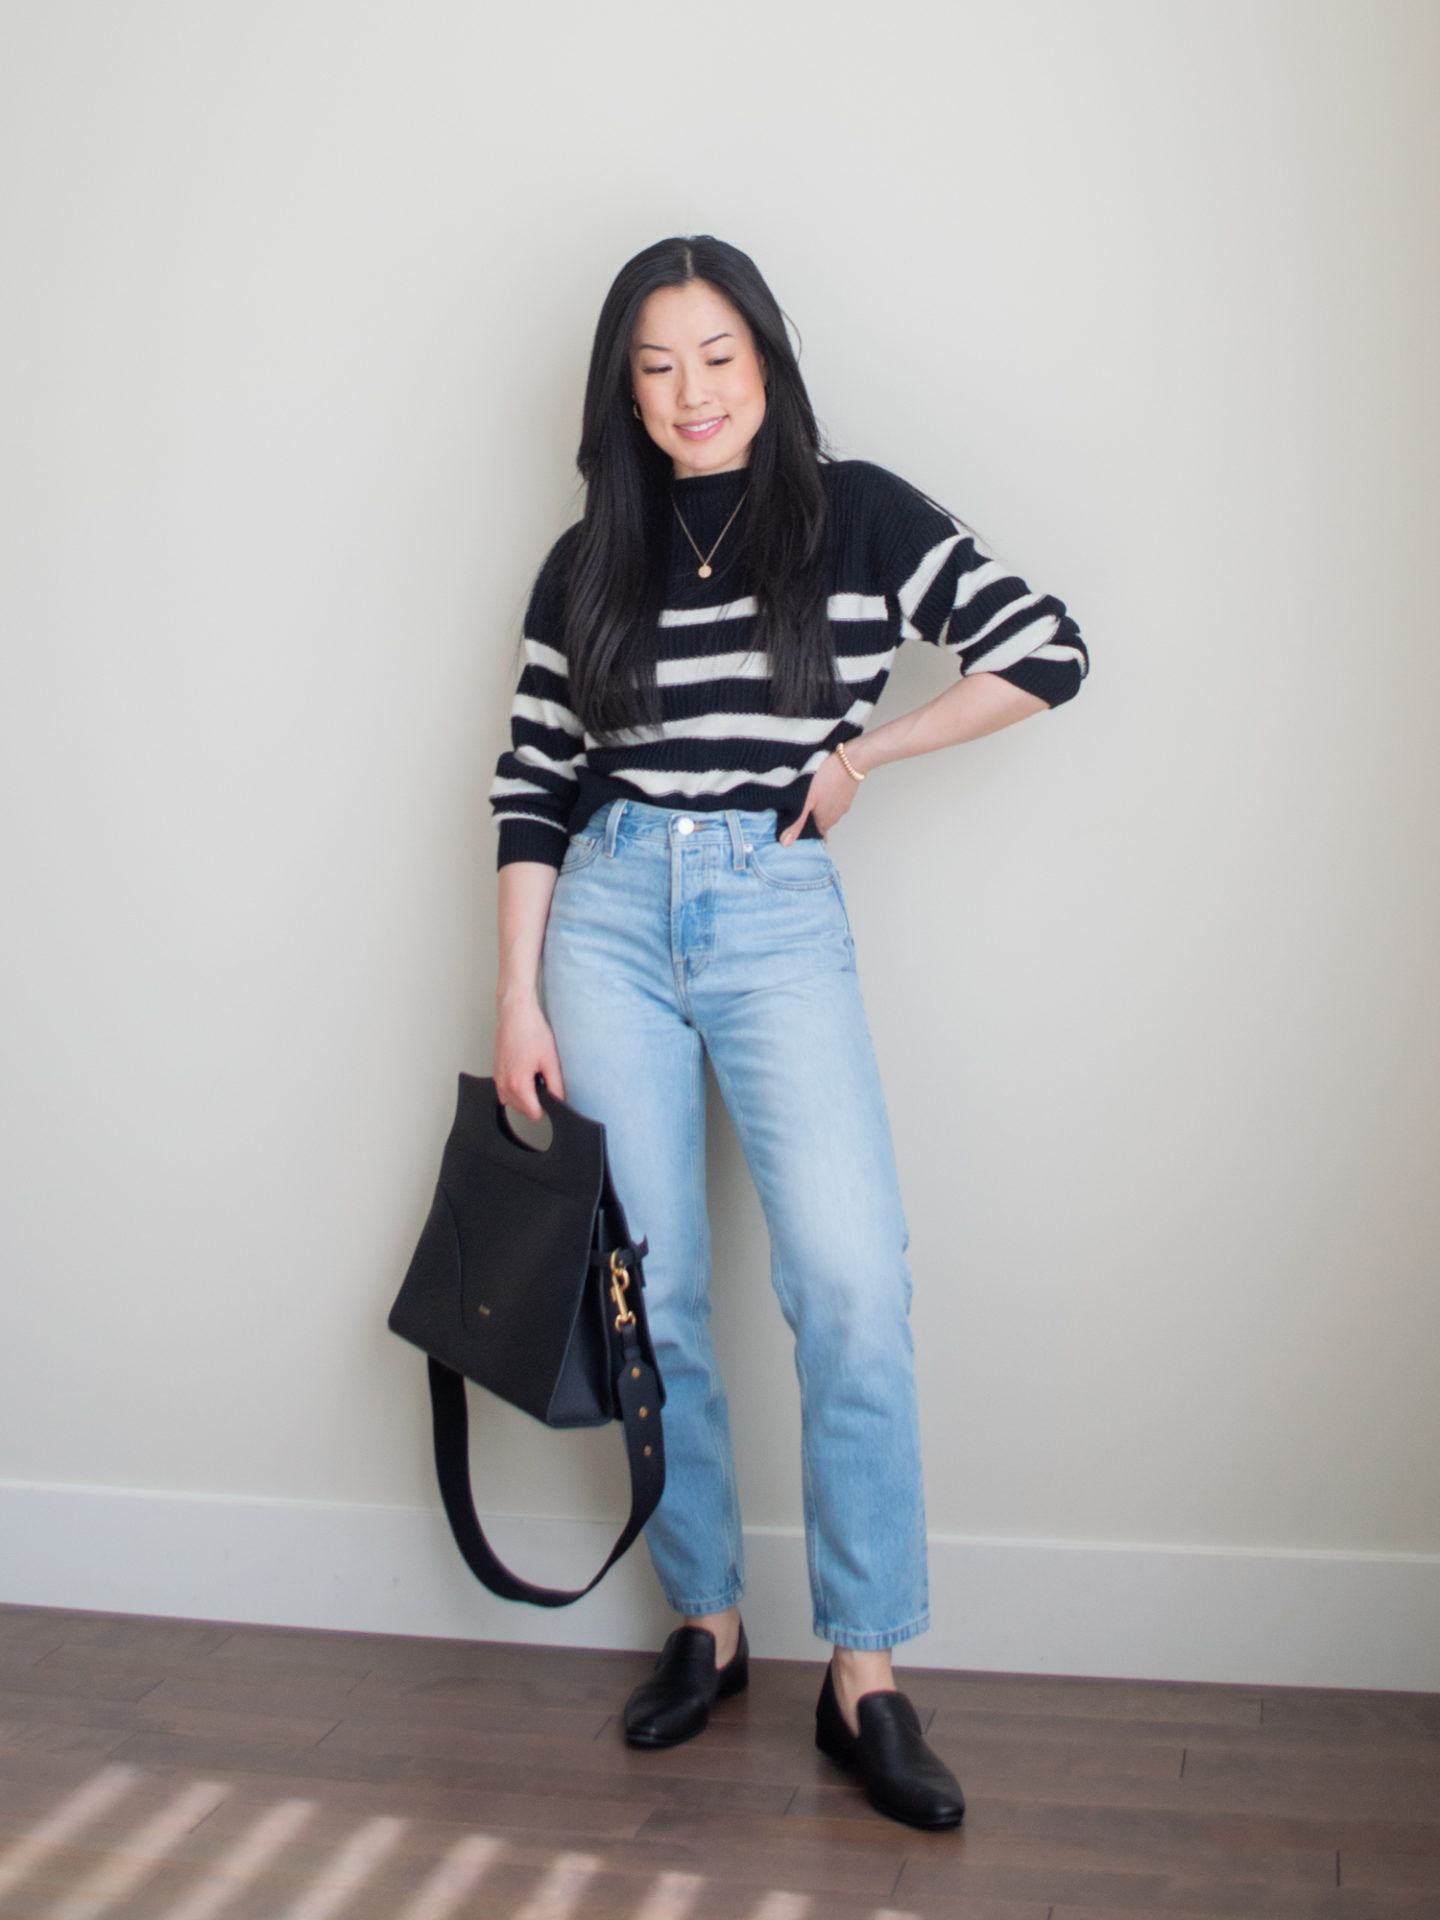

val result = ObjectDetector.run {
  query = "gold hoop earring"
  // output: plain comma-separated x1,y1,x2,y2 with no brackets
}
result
632,400,641,420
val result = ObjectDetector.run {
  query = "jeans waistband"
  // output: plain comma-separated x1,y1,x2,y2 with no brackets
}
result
590,799,781,868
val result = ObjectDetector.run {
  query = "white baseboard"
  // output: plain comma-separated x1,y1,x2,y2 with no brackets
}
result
2,1479,1436,1691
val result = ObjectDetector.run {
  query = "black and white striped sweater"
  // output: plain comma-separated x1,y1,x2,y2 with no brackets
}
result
490,459,1087,868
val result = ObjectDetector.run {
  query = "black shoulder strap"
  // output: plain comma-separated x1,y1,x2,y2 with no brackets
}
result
426,1323,665,1607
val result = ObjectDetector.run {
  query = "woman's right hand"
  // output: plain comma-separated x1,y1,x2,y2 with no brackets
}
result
493,993,565,1121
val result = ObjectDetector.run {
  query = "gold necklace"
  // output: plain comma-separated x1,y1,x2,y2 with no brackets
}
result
672,489,748,579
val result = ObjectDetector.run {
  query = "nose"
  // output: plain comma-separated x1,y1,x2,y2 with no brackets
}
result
677,361,708,410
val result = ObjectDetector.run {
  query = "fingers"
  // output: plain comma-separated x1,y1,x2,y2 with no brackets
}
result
494,1040,564,1121
783,752,860,845
781,804,811,847
499,1073,547,1123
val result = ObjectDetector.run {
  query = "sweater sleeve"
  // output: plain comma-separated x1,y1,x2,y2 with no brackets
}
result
876,468,1089,707
489,528,586,870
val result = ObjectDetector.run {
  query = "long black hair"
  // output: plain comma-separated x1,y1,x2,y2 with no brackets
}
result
565,236,838,738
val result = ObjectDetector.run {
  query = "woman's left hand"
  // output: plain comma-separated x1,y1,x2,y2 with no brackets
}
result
779,749,864,846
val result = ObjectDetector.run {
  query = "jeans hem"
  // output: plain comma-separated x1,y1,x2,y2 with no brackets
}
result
815,1609,930,1651
662,1586,745,1618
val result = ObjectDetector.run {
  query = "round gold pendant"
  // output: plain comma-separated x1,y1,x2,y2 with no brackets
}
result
698,563,713,579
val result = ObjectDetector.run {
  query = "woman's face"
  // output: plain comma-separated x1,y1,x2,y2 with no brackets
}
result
629,280,767,480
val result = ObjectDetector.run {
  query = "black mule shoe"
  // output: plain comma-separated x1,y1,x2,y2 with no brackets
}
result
815,1663,965,1830
623,1621,750,1749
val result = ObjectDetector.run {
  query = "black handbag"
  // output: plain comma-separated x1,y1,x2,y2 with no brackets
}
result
388,1073,665,1606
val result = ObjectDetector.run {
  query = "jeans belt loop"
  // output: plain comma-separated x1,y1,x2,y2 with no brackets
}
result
604,800,627,857
725,810,748,871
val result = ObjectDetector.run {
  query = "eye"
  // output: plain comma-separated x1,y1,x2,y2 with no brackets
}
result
639,364,671,375
707,356,734,366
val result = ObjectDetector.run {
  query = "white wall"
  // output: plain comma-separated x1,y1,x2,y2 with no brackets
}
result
3,0,1438,1685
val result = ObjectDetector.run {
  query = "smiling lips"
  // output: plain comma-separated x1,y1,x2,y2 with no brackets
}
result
677,417,726,441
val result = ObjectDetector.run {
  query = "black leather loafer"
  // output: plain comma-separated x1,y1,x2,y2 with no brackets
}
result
815,1663,965,1829
623,1621,750,1749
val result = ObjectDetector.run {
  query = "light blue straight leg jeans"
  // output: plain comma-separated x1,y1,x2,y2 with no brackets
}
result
541,799,929,1650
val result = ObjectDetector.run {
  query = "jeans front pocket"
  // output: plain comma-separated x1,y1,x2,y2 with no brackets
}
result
747,836,838,893
558,833,602,875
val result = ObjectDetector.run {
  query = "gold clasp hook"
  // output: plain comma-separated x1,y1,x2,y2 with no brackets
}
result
609,1249,636,1329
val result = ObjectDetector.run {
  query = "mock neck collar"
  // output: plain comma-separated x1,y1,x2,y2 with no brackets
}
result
671,464,750,496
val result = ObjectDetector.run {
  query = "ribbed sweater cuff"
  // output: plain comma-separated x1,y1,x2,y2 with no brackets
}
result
497,817,568,871
988,654,1084,709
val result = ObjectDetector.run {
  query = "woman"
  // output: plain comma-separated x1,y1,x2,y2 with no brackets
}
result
489,236,1086,1830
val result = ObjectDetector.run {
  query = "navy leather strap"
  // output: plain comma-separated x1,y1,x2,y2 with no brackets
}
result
427,1314,666,1608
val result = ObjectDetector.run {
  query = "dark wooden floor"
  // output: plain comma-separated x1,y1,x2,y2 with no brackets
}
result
1,1604,1438,1918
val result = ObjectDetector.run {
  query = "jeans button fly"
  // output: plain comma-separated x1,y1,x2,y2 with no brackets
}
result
675,817,695,835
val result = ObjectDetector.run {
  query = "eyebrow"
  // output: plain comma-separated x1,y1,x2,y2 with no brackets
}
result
635,332,735,352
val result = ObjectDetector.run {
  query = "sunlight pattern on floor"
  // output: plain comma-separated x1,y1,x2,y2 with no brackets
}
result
629,1870,705,1920
0,1766,924,1920
275,1815,406,1920
508,1851,599,1919
159,1799,316,1920
0,1765,139,1904
394,1834,505,1919
46,1780,229,1920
